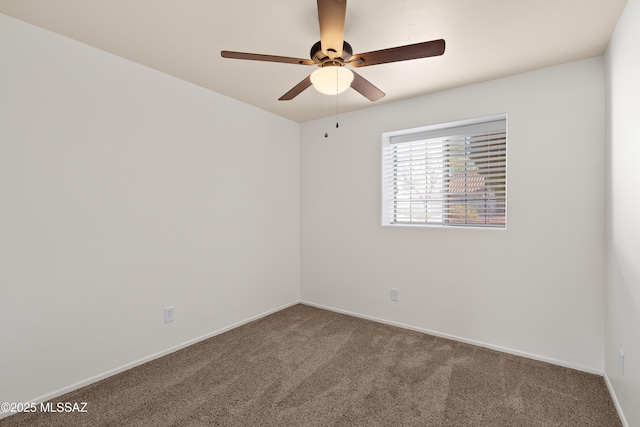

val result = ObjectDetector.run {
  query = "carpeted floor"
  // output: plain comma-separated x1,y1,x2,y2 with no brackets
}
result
0,304,622,426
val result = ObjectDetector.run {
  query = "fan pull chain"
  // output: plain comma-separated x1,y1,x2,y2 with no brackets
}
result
324,93,329,138
335,66,340,129
336,91,340,129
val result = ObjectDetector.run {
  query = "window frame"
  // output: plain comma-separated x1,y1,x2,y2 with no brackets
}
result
381,114,508,229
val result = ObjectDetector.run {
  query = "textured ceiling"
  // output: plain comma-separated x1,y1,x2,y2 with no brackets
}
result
0,0,628,122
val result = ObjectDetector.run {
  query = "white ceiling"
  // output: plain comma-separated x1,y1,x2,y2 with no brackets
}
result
0,0,628,123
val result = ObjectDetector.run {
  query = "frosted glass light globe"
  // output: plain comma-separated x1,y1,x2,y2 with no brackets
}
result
310,66,354,95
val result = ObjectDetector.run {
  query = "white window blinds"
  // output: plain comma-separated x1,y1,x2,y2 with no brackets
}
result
382,116,507,228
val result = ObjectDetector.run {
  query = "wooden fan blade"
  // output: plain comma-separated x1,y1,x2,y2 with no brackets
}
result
348,39,445,67
278,75,313,101
317,0,346,59
221,51,315,66
350,71,385,102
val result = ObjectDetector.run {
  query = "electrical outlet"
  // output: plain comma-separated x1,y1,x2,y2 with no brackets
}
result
390,288,399,302
164,306,175,324
619,350,624,376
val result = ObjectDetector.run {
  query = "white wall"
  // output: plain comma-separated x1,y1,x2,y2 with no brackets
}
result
605,0,640,424
0,14,300,407
301,57,606,373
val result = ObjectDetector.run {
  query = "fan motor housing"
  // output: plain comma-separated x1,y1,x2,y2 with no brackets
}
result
310,41,353,64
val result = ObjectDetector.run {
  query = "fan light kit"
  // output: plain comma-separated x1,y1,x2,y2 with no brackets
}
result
310,66,354,95
221,0,445,102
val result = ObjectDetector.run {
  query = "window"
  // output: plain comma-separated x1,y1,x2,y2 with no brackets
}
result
382,115,507,228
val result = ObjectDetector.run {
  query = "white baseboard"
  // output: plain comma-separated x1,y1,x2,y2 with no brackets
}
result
301,300,604,376
604,372,630,427
0,299,301,421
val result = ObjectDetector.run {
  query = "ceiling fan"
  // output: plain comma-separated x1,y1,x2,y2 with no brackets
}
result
221,0,445,102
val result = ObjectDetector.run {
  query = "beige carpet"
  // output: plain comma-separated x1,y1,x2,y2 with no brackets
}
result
1,304,621,426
